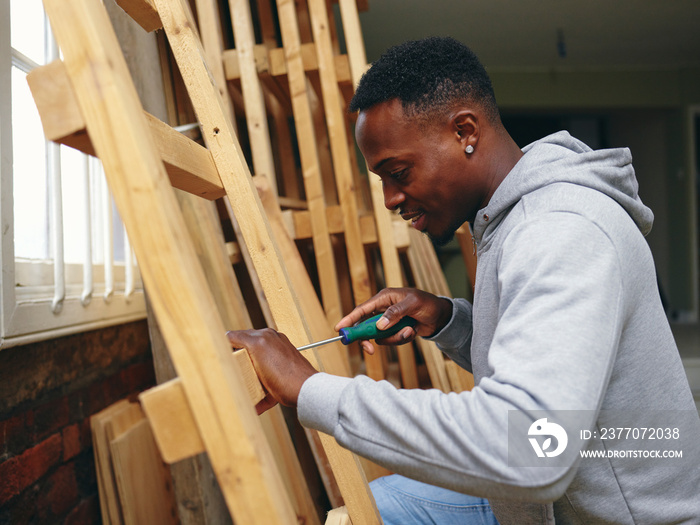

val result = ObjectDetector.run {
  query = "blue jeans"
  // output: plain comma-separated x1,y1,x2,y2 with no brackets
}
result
370,474,499,525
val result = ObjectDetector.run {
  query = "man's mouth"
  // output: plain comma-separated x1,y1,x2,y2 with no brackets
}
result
401,210,426,230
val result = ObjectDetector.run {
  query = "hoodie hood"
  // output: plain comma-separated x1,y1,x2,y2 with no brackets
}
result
473,131,654,244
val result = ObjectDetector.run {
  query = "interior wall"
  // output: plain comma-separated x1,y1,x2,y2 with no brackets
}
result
489,68,700,319
607,110,672,310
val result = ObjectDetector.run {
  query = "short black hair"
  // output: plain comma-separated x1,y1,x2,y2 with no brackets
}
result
349,36,499,124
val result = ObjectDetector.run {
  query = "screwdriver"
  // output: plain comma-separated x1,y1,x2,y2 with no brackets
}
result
297,313,417,351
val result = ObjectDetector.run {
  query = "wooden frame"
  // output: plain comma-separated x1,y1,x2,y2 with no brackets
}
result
37,0,381,522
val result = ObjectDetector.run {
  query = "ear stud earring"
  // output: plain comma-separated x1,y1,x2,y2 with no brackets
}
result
465,145,474,154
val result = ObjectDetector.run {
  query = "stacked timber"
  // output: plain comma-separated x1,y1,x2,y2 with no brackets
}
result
30,0,476,523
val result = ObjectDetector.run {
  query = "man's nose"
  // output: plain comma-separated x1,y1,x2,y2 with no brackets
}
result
382,179,405,210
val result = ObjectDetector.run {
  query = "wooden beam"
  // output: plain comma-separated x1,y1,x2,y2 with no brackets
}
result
228,0,279,193
193,0,236,125
445,360,475,393
275,0,344,324
110,419,179,524
27,60,403,254
152,0,380,521
286,206,375,243
456,224,478,295
114,0,162,32
27,60,225,200
92,400,132,525
177,168,320,525
307,0,383,379
338,0,420,388
326,506,351,525
140,378,206,463
42,0,297,521
222,44,352,84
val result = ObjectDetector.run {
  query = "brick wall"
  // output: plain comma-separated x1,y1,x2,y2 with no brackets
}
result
0,321,155,524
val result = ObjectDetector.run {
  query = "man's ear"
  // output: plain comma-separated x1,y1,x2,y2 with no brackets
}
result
452,110,479,149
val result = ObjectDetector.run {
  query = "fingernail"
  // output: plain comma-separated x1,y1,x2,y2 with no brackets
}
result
376,316,390,330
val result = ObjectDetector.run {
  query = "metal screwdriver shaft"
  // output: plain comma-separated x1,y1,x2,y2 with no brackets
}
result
297,314,417,351
297,335,344,351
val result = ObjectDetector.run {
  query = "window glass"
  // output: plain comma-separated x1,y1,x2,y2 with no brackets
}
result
12,64,49,260
10,0,45,65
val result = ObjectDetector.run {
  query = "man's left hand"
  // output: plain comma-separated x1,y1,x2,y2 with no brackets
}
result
226,328,318,414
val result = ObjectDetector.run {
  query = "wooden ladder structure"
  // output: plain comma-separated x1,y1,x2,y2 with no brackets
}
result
218,0,411,385
31,0,381,522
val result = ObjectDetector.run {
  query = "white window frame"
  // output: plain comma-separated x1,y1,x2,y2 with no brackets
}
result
1,0,146,349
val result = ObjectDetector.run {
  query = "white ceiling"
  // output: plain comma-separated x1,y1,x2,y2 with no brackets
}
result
357,1,700,69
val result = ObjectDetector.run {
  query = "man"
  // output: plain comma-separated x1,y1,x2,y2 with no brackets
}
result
227,37,700,524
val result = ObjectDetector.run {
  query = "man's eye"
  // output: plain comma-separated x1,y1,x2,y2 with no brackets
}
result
390,169,407,180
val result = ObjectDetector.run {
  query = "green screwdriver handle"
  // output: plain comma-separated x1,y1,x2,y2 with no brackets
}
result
338,314,417,345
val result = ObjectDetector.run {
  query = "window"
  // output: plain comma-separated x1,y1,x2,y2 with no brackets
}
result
1,0,146,348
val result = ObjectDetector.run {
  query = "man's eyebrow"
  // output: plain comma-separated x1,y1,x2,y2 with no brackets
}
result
370,157,396,173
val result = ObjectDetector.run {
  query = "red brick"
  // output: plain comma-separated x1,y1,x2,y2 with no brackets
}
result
33,396,70,442
65,495,100,525
42,463,79,517
62,424,82,461
0,481,39,523
0,433,62,504
1,413,29,456
104,371,130,408
84,381,106,417
122,361,155,393
78,418,92,452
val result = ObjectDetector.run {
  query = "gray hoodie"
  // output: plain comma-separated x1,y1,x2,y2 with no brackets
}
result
298,131,700,524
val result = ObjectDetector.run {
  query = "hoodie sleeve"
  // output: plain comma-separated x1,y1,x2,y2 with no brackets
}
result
298,212,624,502
423,297,474,372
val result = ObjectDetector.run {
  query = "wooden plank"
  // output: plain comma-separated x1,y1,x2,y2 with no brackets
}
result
456,224,478,295
337,0,419,388
110,419,179,525
144,299,233,525
275,0,343,324
176,192,253,331
151,0,380,522
267,86,300,198
91,400,131,525
445,360,475,392
176,184,319,524
307,0,383,379
42,0,297,521
27,60,225,200
326,506,351,525
223,44,352,84
255,0,278,48
228,0,278,193
254,173,350,507
405,233,452,393
223,198,276,328
193,0,236,125
140,378,205,463
288,206,376,243
295,0,313,43
156,33,179,127
114,0,162,32
260,408,323,525
255,174,351,377
153,39,237,525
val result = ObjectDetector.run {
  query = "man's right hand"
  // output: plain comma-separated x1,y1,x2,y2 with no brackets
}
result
334,288,453,354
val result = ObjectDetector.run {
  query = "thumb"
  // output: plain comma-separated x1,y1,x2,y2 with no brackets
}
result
226,329,253,349
255,393,278,415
